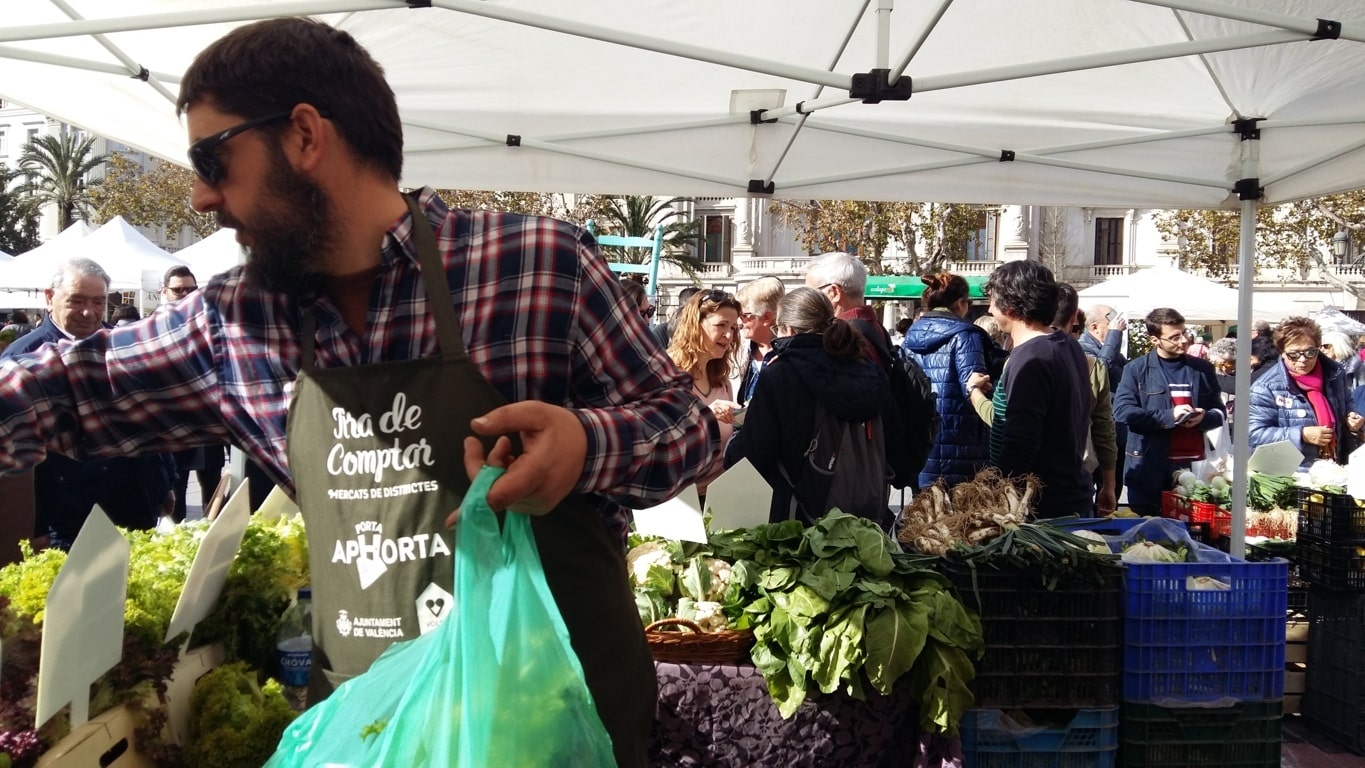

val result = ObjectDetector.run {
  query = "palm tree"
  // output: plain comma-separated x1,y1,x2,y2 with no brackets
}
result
0,165,41,255
594,195,704,279
19,129,107,231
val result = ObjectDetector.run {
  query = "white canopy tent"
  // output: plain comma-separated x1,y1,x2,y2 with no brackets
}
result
79,216,187,291
0,221,92,291
1077,265,1306,322
4,0,1365,554
173,228,244,281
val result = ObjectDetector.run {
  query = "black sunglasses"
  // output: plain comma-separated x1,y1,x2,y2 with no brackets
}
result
700,289,730,304
188,110,293,186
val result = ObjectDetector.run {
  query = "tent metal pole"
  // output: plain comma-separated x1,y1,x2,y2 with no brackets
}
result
759,0,871,187
1262,135,1365,187
1027,124,1231,154
913,30,1303,94
0,45,179,83
758,96,859,121
427,0,852,90
45,0,175,104
1133,0,1363,43
782,157,998,190
0,1,397,43
875,0,892,69
405,116,748,153
889,0,954,81
401,119,749,189
1230,130,1260,561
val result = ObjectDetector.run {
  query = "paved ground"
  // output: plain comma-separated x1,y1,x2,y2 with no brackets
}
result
1284,716,1365,767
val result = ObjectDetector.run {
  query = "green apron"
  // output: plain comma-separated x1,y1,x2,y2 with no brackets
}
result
285,195,654,767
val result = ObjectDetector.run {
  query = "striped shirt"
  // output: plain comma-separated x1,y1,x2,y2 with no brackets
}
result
0,188,721,541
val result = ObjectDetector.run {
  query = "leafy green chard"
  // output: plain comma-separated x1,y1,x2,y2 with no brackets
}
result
708,510,982,734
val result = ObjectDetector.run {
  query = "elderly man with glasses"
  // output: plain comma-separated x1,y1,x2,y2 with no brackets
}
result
1113,307,1226,516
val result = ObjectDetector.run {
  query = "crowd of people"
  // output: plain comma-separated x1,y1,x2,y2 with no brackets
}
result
628,260,1365,529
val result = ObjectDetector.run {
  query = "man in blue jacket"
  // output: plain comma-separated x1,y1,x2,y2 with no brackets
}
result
2,257,174,548
1112,307,1224,516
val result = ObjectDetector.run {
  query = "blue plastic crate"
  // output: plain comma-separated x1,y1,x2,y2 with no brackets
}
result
1122,546,1288,703
961,707,1118,768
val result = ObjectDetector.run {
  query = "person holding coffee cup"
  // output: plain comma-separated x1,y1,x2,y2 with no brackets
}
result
1247,316,1364,468
1113,307,1226,517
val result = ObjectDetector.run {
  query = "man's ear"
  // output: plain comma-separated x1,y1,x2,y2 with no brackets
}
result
286,103,330,174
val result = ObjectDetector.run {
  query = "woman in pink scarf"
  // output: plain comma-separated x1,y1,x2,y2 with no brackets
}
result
1247,317,1365,468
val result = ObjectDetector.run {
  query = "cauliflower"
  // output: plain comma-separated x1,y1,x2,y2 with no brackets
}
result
691,601,728,632
1072,530,1113,555
626,542,674,588
704,558,732,600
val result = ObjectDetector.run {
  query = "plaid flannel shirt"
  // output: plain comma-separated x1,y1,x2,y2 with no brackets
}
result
0,188,720,541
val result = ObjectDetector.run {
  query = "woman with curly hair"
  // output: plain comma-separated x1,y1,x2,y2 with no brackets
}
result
1248,316,1364,468
668,289,743,487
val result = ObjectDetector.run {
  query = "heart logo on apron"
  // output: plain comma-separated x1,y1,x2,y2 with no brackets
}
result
426,598,445,616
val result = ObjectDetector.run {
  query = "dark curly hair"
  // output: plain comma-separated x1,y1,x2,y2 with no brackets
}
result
984,261,1057,326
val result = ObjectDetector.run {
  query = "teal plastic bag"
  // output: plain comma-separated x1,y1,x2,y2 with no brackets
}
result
266,465,616,767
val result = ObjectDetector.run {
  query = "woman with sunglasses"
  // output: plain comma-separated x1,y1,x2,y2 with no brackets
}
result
667,290,743,490
1247,316,1364,468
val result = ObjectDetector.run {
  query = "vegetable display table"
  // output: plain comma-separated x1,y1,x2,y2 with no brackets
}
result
650,661,961,768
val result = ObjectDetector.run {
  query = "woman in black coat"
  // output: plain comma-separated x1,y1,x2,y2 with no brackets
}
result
725,287,902,527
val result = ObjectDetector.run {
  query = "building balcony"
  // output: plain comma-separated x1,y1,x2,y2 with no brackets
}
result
656,261,735,281
944,260,1002,276
1090,263,1145,280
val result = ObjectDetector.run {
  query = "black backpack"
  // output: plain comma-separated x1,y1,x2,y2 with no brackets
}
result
855,321,938,490
779,400,892,528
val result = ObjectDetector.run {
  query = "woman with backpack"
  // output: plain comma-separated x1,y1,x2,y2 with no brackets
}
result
903,272,999,488
724,287,902,529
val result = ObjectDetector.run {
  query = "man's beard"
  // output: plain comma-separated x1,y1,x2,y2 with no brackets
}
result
221,142,335,299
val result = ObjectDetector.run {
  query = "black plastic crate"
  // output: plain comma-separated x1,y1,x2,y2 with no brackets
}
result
1119,699,1282,768
942,563,1121,708
1303,588,1365,754
1297,487,1365,540
1297,533,1365,591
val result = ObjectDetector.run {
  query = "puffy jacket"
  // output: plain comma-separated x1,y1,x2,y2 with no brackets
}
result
1112,352,1224,507
1247,357,1357,469
725,333,899,523
903,310,991,487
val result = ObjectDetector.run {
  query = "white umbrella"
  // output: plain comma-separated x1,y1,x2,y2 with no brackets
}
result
1308,306,1365,336
174,228,245,281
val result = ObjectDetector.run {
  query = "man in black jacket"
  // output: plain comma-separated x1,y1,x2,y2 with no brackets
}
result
2,257,174,547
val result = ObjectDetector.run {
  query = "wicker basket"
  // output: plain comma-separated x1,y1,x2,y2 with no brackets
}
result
644,618,756,665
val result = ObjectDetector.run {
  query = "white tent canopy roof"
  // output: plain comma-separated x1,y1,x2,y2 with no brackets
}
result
174,228,244,281
2,1,1364,208
1077,265,1305,322
0,217,183,290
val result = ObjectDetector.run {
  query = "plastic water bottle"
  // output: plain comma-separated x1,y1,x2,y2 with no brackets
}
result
276,587,313,711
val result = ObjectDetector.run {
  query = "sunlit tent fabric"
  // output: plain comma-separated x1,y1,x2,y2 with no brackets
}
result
3,0,1365,554
0,221,92,291
72,217,186,291
169,228,243,281
1077,265,1304,322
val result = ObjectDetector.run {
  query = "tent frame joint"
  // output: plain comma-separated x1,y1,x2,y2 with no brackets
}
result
999,150,1016,162
848,69,911,103
406,1,432,8
505,134,521,147
747,179,775,195
131,65,148,82
1314,18,1342,40
1233,117,1262,141
750,109,778,125
1234,177,1262,201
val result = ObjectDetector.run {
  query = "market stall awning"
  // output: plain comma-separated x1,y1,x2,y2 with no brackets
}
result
865,275,988,300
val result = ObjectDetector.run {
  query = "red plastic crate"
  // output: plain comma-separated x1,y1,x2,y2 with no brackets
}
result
1161,491,1191,521
1189,501,1232,538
